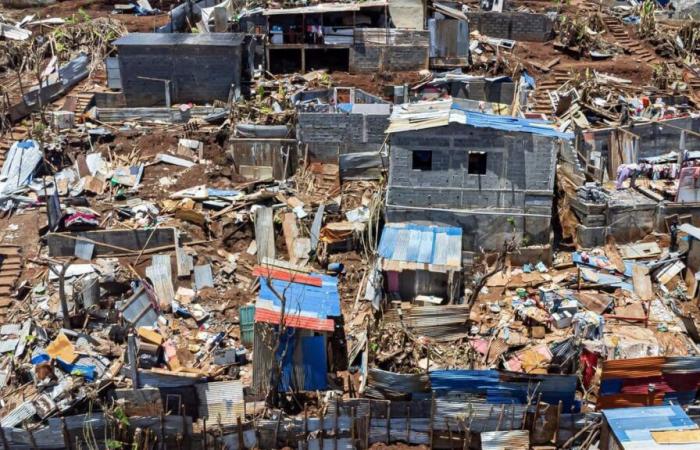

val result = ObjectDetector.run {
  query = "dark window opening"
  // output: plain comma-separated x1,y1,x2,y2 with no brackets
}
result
269,48,302,74
468,152,487,175
306,48,349,72
412,151,432,171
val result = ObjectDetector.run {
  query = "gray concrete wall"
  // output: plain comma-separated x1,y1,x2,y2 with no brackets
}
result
297,112,389,162
386,122,558,250
350,29,429,73
466,12,554,42
117,42,242,107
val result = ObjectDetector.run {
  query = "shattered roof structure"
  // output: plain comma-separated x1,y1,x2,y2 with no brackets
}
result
386,100,574,139
378,223,462,272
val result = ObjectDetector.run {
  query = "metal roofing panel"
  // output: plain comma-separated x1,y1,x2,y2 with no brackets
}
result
405,228,422,262
387,100,573,139
254,307,335,332
430,370,577,410
663,356,700,374
196,380,244,425
601,356,666,380
392,228,411,262
603,405,698,449
445,233,462,267
302,336,328,390
481,430,530,449
417,229,434,263
378,223,462,269
258,274,340,318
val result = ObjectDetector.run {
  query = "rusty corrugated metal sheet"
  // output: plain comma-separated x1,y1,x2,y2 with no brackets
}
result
601,357,665,379
480,430,529,449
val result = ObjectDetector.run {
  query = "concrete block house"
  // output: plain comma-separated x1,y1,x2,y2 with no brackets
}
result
385,100,573,254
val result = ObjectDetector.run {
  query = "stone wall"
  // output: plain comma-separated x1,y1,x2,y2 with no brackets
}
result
466,12,554,42
386,122,559,250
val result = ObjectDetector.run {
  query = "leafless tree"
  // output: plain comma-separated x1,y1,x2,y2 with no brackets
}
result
466,236,520,310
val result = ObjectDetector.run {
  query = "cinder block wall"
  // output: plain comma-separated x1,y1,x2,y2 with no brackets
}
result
118,44,242,107
297,113,389,162
349,29,429,73
386,123,559,249
466,12,554,42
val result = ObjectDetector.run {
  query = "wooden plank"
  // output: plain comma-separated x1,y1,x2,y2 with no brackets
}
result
656,261,685,286
175,246,193,278
632,265,653,300
47,228,177,257
253,207,275,264
651,429,700,444
282,212,300,264
605,236,626,273
618,242,662,259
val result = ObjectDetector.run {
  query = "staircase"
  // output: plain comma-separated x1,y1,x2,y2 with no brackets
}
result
603,16,656,63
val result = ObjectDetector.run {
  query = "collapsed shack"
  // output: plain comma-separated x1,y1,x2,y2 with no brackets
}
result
562,114,700,248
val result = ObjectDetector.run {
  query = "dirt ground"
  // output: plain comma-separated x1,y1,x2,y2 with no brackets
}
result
516,40,657,87
330,71,428,97
1,0,171,32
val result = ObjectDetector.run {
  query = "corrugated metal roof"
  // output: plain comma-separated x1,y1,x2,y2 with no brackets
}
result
378,223,462,270
480,430,530,449
256,274,340,331
429,370,577,411
662,356,700,374
114,32,245,47
366,368,431,399
601,357,666,380
258,274,340,316
603,405,698,450
386,100,573,139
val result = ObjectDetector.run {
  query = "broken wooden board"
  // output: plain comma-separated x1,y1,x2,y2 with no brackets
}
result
656,260,685,286
618,242,662,259
47,228,177,257
651,429,700,445
632,264,654,300
605,236,626,273
576,291,613,314
253,207,275,264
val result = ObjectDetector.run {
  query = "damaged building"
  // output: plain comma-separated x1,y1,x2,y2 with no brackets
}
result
238,0,429,74
563,114,700,247
385,99,572,254
113,33,251,107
